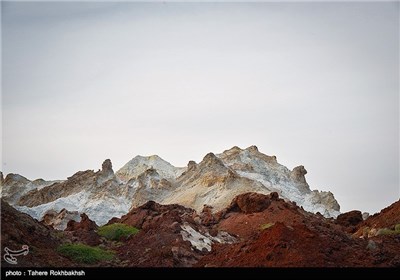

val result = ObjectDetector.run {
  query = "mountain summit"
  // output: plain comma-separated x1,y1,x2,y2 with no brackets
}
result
1,146,340,227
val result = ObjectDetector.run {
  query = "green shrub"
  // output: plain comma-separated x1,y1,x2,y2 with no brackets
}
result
97,223,139,241
377,228,394,236
377,227,400,236
260,222,275,230
57,243,114,264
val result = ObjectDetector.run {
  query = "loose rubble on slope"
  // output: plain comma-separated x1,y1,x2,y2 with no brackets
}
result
1,193,399,267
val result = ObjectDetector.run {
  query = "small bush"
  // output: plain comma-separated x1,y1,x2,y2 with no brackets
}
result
58,243,114,264
260,223,275,230
377,228,394,236
97,223,139,241
377,227,400,236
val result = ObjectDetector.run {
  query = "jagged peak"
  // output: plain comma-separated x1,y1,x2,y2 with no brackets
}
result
4,173,30,184
289,165,311,193
148,155,162,160
291,165,307,178
201,152,226,168
115,153,182,182
245,146,278,164
128,154,167,163
222,146,243,155
203,152,217,160
219,145,278,166
187,160,197,171
245,145,259,153
230,146,242,151
118,154,176,172
101,159,114,176
220,145,259,155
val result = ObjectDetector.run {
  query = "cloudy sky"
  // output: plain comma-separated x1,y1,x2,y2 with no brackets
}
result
2,1,399,214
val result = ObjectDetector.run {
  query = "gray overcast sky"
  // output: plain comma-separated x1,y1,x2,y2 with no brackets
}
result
1,1,399,214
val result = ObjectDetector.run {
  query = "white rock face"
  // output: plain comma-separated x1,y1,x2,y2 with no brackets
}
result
180,223,236,252
216,146,340,217
1,146,341,226
116,155,185,182
14,182,136,226
3,160,138,226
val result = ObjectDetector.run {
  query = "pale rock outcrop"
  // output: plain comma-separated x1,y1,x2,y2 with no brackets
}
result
18,170,96,207
290,165,309,193
362,212,370,220
10,160,136,226
127,168,175,210
41,208,80,230
163,152,271,212
1,174,59,205
217,146,340,217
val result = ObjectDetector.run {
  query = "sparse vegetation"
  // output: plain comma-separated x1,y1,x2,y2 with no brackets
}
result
377,228,394,236
377,224,400,236
97,223,139,241
54,231,65,239
260,222,275,230
57,243,114,264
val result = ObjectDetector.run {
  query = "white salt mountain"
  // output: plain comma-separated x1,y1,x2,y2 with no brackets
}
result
0,146,340,228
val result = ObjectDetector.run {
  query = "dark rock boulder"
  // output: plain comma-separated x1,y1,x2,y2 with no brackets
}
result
336,210,363,233
226,192,275,214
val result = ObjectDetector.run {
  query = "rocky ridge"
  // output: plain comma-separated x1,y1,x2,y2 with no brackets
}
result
1,146,340,227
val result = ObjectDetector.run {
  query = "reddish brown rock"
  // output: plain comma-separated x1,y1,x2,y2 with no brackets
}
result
111,200,195,229
110,201,204,267
197,196,400,267
196,222,375,267
361,200,400,229
66,213,98,231
226,192,274,214
336,210,363,233
2,191,400,268
200,205,216,226
65,213,100,246
354,200,400,239
1,200,75,267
